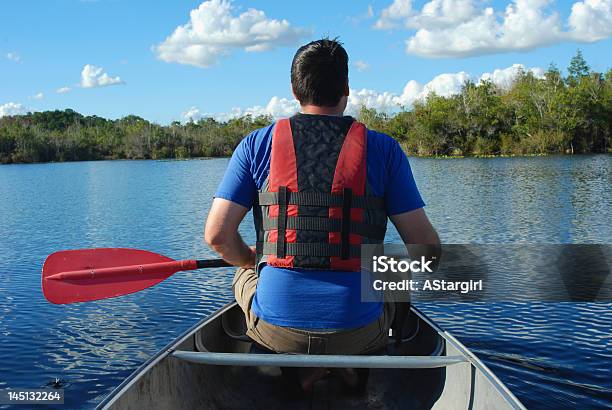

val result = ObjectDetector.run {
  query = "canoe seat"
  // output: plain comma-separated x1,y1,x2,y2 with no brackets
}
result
221,309,253,343
172,351,467,369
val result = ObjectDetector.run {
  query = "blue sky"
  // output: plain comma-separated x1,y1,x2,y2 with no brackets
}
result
1,0,611,124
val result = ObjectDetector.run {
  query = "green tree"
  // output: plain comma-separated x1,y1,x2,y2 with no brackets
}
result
568,50,590,81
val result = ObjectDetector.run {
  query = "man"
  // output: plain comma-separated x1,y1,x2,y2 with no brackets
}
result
205,38,439,387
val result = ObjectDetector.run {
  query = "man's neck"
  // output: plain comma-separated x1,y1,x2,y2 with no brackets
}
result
300,104,344,116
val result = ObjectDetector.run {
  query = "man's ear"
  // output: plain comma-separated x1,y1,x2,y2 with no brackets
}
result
344,82,350,97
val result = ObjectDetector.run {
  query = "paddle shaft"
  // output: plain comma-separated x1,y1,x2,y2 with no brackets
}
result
46,258,231,281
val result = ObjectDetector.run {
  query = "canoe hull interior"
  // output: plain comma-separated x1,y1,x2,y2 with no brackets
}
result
99,303,523,410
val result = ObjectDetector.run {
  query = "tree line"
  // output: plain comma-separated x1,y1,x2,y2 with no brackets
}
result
0,111,272,164
360,51,610,156
0,51,609,164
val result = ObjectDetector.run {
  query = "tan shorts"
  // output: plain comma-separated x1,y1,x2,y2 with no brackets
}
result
232,267,394,354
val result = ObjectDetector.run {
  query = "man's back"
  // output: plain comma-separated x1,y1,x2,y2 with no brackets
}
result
214,113,425,330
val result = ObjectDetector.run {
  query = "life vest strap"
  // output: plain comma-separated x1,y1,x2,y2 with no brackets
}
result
261,215,386,239
341,188,352,260
257,242,362,258
257,191,385,210
276,186,288,259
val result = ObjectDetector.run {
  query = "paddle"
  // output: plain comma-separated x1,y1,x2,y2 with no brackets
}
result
42,248,231,304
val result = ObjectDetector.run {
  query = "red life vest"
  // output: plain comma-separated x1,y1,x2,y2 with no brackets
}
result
254,115,387,272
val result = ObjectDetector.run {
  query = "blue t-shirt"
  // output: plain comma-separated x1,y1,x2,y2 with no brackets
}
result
215,117,425,329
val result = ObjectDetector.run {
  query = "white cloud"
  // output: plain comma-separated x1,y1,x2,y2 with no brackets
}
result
241,96,299,118
347,88,398,115
155,0,308,68
354,60,370,72
394,80,423,106
568,0,612,41
31,92,44,100
375,0,612,57
184,96,299,122
423,72,470,97
376,0,478,30
182,107,204,122
5,52,20,62
412,0,478,28
420,72,468,100
371,71,470,107
56,86,71,94
480,64,545,90
0,102,29,117
80,64,124,88
374,0,413,29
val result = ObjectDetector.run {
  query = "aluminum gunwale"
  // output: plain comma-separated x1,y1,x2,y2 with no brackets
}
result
96,303,235,410
410,306,526,410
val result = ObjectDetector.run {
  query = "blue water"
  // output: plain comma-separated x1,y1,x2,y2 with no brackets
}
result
0,155,610,409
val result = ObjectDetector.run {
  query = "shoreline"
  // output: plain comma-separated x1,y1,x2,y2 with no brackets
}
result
1,151,610,166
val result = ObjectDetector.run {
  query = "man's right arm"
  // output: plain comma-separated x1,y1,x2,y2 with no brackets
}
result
391,208,441,265
381,135,441,258
204,130,261,267
205,198,255,268
390,208,440,245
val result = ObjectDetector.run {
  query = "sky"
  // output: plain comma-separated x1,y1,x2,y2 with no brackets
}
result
1,0,611,124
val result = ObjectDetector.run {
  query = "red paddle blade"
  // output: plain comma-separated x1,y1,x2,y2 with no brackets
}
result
42,248,190,304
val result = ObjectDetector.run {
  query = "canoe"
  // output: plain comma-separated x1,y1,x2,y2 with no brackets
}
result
97,302,525,409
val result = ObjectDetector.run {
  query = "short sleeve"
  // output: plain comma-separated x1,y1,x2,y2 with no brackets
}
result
214,135,257,209
384,138,425,215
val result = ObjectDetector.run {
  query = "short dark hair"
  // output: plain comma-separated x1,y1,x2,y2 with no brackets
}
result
291,37,349,107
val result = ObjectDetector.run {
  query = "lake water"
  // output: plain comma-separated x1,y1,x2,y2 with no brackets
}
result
0,155,610,409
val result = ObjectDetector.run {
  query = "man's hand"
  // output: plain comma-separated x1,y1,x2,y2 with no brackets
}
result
205,198,255,269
